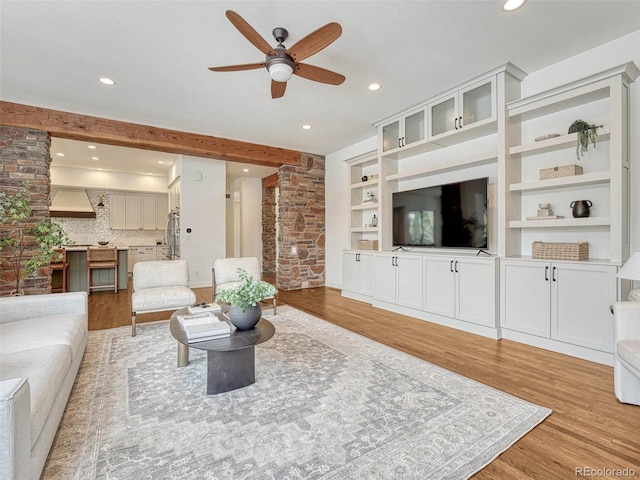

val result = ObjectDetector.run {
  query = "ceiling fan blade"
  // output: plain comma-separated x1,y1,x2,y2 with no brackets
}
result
225,10,274,55
295,63,345,85
271,80,287,99
209,62,265,72
287,22,342,62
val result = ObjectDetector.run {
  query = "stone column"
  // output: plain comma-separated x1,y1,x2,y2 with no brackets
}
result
0,126,52,295
277,153,325,290
262,185,277,275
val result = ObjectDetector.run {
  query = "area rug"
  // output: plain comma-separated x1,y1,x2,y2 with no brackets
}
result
43,306,550,479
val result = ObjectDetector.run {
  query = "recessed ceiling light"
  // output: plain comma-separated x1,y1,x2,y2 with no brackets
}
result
56,153,64,157
157,161,164,164
91,157,99,160
502,0,526,11
302,124,312,130
368,83,381,91
98,77,116,86
243,168,249,172
88,145,97,149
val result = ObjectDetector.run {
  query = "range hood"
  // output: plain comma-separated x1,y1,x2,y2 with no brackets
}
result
50,189,96,218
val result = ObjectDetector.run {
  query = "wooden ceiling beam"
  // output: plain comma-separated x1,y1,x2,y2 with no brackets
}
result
0,101,301,167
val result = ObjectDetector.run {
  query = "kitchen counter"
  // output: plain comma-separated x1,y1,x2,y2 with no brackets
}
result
63,245,130,251
61,247,129,292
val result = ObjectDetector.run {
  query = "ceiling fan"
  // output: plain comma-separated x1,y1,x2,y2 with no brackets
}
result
209,10,345,99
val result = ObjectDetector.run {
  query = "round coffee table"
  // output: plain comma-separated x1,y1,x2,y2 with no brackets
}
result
170,308,275,395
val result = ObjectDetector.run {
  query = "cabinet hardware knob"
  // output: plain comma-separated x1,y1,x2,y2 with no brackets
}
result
459,116,463,128
545,266,549,281
450,260,454,272
454,117,458,130
454,260,459,273
552,266,557,282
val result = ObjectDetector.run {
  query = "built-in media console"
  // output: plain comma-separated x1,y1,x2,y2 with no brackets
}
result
392,177,488,249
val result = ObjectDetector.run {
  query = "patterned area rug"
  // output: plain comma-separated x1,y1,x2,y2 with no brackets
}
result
43,306,550,479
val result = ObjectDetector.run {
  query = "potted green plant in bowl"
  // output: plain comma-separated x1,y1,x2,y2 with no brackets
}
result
214,268,277,330
0,190,71,295
568,119,602,161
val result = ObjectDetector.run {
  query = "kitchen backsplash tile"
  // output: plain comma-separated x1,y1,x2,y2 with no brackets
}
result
53,189,165,246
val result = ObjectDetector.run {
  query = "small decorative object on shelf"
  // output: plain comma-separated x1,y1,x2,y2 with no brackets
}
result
570,200,592,218
532,241,589,261
361,175,368,182
362,191,377,204
534,133,561,142
371,214,378,227
357,240,378,250
527,203,564,220
369,173,379,180
568,119,602,161
539,164,583,180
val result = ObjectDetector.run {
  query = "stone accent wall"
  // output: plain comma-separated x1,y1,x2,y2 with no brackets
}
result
277,153,325,290
0,126,52,295
262,185,277,275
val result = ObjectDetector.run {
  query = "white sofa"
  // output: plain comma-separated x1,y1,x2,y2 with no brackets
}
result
0,292,88,480
613,301,640,405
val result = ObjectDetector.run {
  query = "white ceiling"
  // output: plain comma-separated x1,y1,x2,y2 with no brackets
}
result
2,1,640,176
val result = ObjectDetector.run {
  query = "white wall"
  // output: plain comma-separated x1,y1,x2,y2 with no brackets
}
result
325,30,640,289
229,177,263,263
179,156,226,287
51,165,167,192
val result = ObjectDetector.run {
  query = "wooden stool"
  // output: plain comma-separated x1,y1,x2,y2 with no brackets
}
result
87,246,118,294
51,248,69,293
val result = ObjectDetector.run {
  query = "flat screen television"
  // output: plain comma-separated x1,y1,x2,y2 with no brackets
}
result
392,177,488,249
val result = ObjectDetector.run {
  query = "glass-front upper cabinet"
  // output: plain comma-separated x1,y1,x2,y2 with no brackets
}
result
428,77,496,143
379,107,427,153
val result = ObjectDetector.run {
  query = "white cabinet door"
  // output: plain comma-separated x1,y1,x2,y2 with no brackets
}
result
343,252,360,293
128,247,140,273
109,194,127,229
396,255,423,310
552,263,616,353
359,252,375,297
379,107,427,153
424,256,455,317
125,196,142,230
501,260,551,337
141,196,156,230
374,254,396,304
456,258,497,327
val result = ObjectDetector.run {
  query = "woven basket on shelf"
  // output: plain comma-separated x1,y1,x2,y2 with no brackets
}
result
357,240,378,250
532,241,589,261
539,164,583,180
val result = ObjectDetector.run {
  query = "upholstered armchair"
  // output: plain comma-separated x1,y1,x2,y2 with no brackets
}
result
613,301,640,405
131,260,196,336
212,257,276,315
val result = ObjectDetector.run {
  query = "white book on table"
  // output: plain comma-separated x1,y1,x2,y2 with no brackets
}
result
187,303,222,314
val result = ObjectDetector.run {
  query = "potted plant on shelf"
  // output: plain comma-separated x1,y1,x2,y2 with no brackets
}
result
0,190,71,296
214,268,277,330
568,119,602,161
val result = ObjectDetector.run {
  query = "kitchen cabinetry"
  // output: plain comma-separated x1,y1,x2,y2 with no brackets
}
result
110,193,168,231
501,259,617,354
379,106,428,153
156,245,169,261
373,254,423,310
342,251,374,299
348,153,380,250
428,77,497,145
169,178,181,212
423,255,497,327
127,246,158,273
503,63,638,263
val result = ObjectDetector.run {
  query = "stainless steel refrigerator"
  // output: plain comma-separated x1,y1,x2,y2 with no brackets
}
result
165,210,180,260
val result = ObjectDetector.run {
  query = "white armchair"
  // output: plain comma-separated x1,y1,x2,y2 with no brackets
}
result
212,257,276,314
131,260,196,336
613,301,640,405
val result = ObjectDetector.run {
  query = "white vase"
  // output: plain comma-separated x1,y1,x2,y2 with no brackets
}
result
228,304,262,330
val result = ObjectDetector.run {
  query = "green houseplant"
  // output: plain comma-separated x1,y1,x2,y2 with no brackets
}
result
568,119,602,161
0,190,71,295
214,268,277,330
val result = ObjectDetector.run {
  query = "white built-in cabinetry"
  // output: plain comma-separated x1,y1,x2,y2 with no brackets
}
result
168,178,181,212
342,61,638,366
110,193,168,231
342,251,374,301
373,253,423,310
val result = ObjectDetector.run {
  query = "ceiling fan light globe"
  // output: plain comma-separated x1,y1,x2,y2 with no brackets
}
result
269,63,294,82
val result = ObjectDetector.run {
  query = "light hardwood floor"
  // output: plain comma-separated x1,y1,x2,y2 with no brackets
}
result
88,280,640,479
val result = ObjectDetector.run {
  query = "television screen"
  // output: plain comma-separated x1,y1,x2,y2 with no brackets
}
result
392,178,488,248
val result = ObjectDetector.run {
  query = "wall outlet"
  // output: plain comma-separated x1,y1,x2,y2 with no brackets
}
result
291,245,297,254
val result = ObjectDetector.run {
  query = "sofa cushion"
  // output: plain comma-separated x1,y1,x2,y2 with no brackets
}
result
617,340,640,374
0,313,87,361
132,286,196,312
0,345,71,447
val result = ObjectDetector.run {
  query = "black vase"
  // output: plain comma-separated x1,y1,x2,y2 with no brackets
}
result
570,200,592,218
